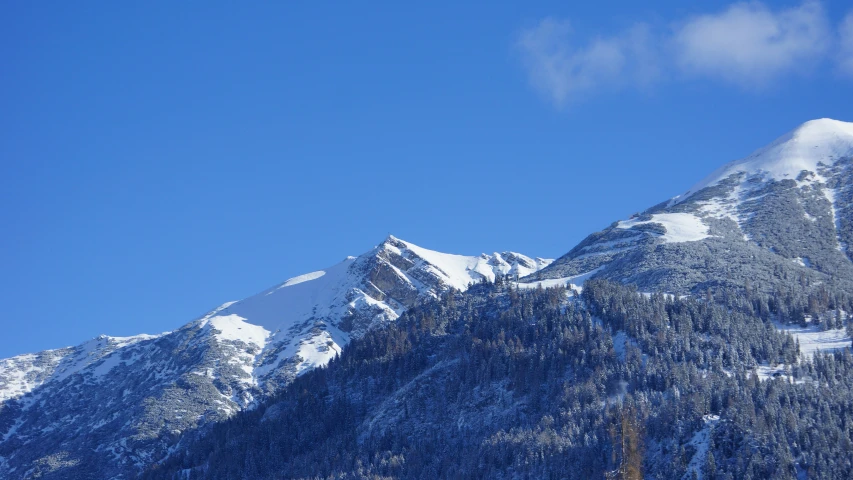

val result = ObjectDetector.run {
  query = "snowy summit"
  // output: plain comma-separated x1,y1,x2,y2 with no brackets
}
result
678,118,853,201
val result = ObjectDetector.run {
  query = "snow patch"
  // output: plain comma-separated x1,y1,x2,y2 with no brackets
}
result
206,315,269,348
275,270,326,290
792,257,812,268
517,267,603,292
775,323,851,358
824,186,848,253
755,364,792,382
517,277,574,290
682,415,720,480
617,213,710,243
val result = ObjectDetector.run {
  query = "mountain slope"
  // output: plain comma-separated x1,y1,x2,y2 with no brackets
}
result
527,118,853,295
145,277,853,480
0,237,550,479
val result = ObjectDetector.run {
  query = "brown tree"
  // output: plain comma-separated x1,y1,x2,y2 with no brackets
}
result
606,403,645,480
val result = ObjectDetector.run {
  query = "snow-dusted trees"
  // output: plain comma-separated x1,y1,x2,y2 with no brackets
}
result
145,279,853,480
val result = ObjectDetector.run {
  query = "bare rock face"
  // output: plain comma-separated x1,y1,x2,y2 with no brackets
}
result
366,260,420,307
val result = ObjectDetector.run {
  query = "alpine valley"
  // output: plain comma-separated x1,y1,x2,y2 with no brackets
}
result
3,119,853,479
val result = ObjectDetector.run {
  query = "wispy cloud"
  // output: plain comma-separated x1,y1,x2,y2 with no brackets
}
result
673,1,830,87
516,1,849,107
840,12,853,76
515,19,659,107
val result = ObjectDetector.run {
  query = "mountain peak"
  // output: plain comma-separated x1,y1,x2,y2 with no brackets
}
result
679,118,853,201
794,117,853,134
379,234,410,251
530,117,853,295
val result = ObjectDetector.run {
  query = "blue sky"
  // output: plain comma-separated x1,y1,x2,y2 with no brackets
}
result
1,1,852,358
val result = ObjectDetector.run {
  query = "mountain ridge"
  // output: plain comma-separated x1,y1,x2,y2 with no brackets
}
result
0,237,551,478
3,118,853,478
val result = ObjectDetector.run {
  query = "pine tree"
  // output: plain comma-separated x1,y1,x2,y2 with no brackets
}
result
705,449,717,479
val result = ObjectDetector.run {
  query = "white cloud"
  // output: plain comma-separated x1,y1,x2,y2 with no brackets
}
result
840,12,853,76
516,2,853,108
515,18,660,106
672,1,830,87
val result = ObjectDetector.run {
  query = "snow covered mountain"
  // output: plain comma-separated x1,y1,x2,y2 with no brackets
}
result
527,118,853,295
191,235,551,394
3,117,853,479
0,237,550,478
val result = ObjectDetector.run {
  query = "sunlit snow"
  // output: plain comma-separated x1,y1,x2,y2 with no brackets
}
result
517,266,603,292
617,213,710,243
678,118,853,201
776,323,851,358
